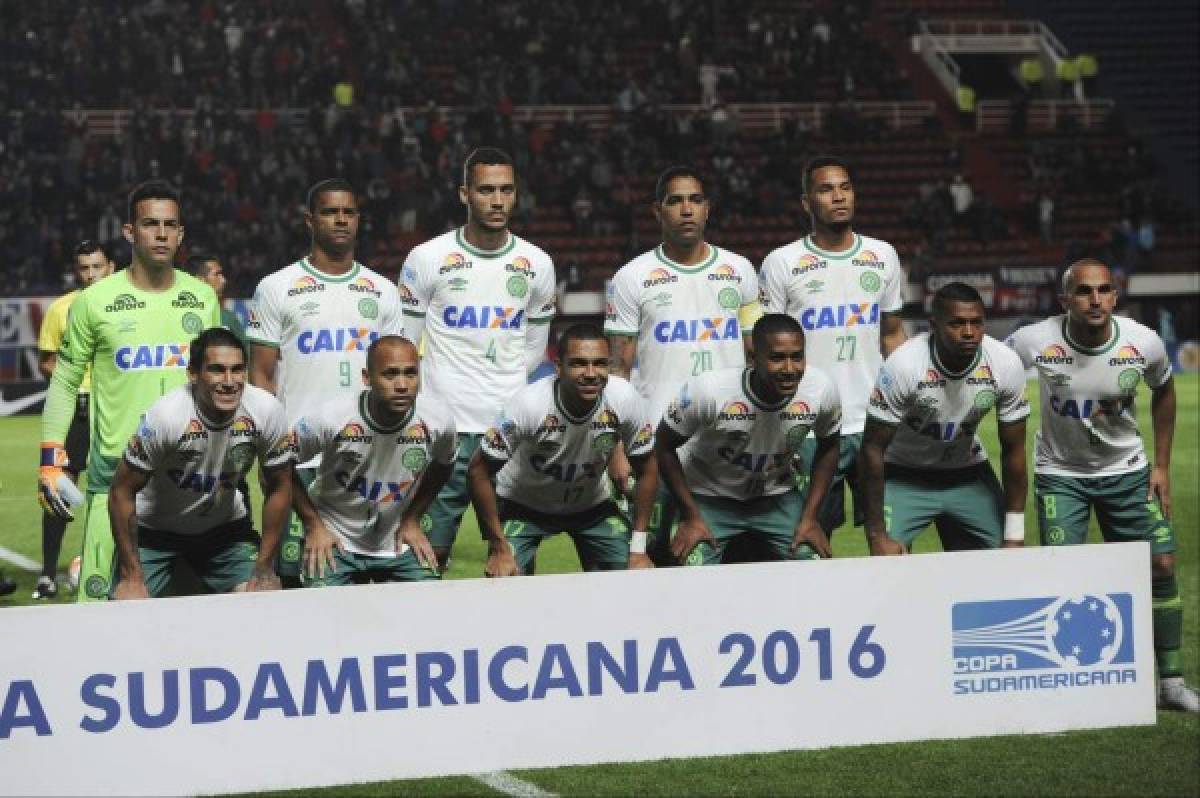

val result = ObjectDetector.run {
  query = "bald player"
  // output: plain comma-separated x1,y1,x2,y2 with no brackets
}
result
290,335,457,586
1007,258,1197,712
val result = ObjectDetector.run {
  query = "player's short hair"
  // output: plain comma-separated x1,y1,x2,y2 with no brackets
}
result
654,165,707,204
365,334,417,373
751,313,805,353
127,180,181,222
1060,258,1111,294
73,239,104,258
462,147,515,187
188,327,247,373
802,155,853,195
306,178,356,212
556,323,608,360
931,281,985,317
185,251,220,278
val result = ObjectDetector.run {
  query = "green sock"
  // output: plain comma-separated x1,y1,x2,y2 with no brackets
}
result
1153,573,1183,678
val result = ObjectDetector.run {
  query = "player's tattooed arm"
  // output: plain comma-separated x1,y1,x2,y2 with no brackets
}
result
1149,376,1175,519
248,463,291,591
997,418,1029,548
655,422,716,563
880,312,907,357
109,459,153,599
397,459,453,574
794,433,838,558
249,344,280,395
607,334,637,379
291,467,342,580
467,450,519,577
859,419,904,556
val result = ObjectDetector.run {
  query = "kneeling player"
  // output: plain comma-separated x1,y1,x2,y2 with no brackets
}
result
1008,258,1198,712
469,324,658,575
860,282,1029,555
655,314,841,566
292,336,455,586
110,329,293,599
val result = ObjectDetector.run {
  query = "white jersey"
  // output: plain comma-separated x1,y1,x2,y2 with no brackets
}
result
663,365,841,500
400,228,556,433
247,259,407,462
760,233,904,435
294,392,457,557
868,333,1029,470
1006,315,1171,477
605,243,758,420
124,384,293,536
479,376,655,515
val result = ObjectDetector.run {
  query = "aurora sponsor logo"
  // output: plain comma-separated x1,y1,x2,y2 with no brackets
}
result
349,276,382,297
397,422,429,445
717,400,755,422
505,256,535,277
230,416,257,438
171,290,206,309
790,254,827,276
781,400,815,421
287,276,325,296
852,250,886,269
439,253,472,274
966,365,995,386
335,422,372,444
179,419,208,442
1035,344,1074,365
1108,344,1145,367
917,368,946,390
105,293,146,313
642,267,678,288
706,264,741,282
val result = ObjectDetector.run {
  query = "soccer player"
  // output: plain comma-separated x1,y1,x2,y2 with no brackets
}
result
248,179,407,585
1007,258,1198,712
759,155,907,544
860,282,1029,555
33,240,114,598
39,180,221,602
606,165,760,421
468,324,659,576
399,147,557,570
187,251,245,343
109,328,292,599
655,313,842,566
291,336,456,586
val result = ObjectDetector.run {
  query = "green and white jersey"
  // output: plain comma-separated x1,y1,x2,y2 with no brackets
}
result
868,333,1029,470
605,244,758,420
480,375,654,514
247,259,406,437
759,233,904,435
294,392,457,557
1006,315,1171,477
124,384,293,535
400,228,557,433
663,365,841,500
43,269,221,491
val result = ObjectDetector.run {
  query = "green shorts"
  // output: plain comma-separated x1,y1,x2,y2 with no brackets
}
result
883,463,1004,551
277,467,316,580
118,519,260,597
302,547,438,587
499,499,629,573
1035,468,1175,554
425,433,482,551
795,432,864,535
78,492,116,602
655,488,818,566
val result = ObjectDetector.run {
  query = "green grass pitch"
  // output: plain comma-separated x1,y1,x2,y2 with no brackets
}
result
2,376,1197,796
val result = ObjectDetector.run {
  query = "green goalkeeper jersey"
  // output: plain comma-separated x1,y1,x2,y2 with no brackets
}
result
41,269,220,492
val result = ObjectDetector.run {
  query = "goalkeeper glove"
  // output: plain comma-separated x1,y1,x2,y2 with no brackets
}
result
38,443,82,520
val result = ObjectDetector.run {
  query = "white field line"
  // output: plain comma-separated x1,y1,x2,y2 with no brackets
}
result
472,771,558,797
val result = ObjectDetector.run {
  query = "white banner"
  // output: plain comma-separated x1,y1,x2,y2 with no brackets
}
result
0,544,1154,796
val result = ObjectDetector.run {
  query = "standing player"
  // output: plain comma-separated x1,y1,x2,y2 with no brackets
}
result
468,324,659,576
1008,258,1198,711
606,166,760,422
760,155,907,544
655,314,842,566
33,240,114,598
187,251,246,343
109,329,292,599
400,147,557,570
291,336,456,586
38,181,221,602
248,179,407,586
860,282,1029,555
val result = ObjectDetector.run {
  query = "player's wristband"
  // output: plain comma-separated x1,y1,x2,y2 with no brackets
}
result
630,530,648,554
1003,512,1025,543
